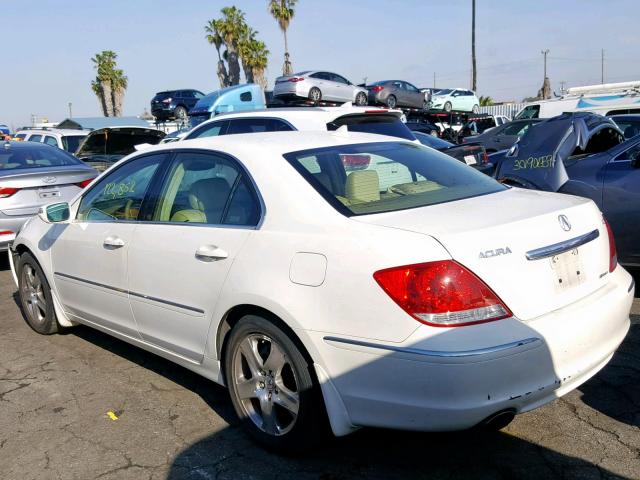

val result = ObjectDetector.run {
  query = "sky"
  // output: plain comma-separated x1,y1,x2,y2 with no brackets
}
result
1,0,639,128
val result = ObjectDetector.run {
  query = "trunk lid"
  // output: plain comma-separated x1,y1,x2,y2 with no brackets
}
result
355,188,611,321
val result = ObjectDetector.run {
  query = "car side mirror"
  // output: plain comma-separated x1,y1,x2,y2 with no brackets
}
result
39,202,70,223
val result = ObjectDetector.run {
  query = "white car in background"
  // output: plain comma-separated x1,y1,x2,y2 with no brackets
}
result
431,88,480,113
10,131,634,452
182,104,415,141
273,71,369,105
13,128,88,154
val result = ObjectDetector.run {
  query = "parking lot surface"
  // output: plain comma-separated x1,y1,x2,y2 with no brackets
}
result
0,258,638,480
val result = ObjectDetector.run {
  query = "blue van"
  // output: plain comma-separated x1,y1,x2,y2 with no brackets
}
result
188,84,266,128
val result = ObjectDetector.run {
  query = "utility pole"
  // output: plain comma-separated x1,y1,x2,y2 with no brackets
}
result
601,49,605,84
433,72,436,89
471,0,477,91
68,102,73,118
541,49,550,80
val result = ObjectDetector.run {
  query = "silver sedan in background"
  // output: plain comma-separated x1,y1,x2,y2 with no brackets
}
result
273,71,368,105
366,80,428,109
0,141,97,250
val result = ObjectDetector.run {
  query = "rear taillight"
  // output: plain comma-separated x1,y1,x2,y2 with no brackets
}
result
374,260,512,327
340,154,370,171
75,178,94,189
370,85,384,92
482,151,489,163
288,77,305,82
604,219,617,273
0,230,14,236
0,187,19,198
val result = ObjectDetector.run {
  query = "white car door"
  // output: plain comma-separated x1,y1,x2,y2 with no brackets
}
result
127,150,261,363
51,153,168,338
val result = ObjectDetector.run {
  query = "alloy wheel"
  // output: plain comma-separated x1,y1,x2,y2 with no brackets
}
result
232,333,300,436
21,265,46,324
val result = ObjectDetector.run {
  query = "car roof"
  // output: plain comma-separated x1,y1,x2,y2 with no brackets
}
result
16,128,87,136
139,130,409,159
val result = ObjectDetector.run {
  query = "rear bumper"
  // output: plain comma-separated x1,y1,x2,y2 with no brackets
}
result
273,82,309,99
312,266,633,433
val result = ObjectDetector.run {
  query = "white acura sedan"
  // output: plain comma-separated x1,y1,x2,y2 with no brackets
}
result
9,132,634,452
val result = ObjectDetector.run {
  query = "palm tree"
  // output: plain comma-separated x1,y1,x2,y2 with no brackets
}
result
205,19,230,88
239,32,270,90
268,0,297,75
479,95,494,106
216,6,247,86
91,51,127,117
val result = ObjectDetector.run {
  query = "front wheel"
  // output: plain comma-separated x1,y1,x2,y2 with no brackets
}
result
472,104,480,114
355,92,367,106
225,315,327,452
17,253,59,335
443,101,452,112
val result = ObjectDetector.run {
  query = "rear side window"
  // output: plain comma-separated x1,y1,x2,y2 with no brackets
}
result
328,115,416,141
284,142,505,216
515,105,540,119
44,136,58,147
187,121,228,139
28,135,42,143
13,134,27,140
226,118,294,135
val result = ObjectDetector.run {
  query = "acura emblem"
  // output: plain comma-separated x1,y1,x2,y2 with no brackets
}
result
558,214,571,231
42,176,57,184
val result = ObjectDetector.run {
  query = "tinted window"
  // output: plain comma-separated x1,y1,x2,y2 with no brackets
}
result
328,115,416,141
226,118,294,135
182,91,195,99
44,136,58,146
240,91,252,102
515,105,540,119
28,135,42,143
0,144,83,171
436,89,453,95
77,154,165,221
615,141,640,161
61,135,85,153
285,142,505,216
499,123,531,136
151,152,259,226
331,74,349,84
188,121,227,139
405,82,419,92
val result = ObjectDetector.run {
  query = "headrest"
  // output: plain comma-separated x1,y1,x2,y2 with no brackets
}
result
345,170,380,203
188,177,231,211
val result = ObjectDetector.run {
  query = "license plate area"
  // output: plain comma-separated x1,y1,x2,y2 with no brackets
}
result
464,154,478,165
550,248,585,292
38,188,61,199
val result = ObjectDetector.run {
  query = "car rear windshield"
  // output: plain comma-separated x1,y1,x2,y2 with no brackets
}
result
327,114,416,141
284,142,505,216
61,135,85,153
0,144,82,170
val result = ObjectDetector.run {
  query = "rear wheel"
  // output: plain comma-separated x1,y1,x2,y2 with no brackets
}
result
386,95,397,109
17,253,58,335
355,92,367,106
443,101,452,112
174,105,188,122
225,315,327,452
308,87,322,103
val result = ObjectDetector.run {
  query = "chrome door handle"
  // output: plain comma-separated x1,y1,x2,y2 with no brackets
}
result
103,236,125,249
195,245,228,261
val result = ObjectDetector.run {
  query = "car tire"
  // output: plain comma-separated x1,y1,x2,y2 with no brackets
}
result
386,95,397,109
355,92,367,106
17,252,59,335
472,104,480,114
174,106,188,122
224,315,328,453
444,101,452,112
308,87,322,103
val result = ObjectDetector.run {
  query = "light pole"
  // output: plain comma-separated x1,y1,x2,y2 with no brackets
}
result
68,102,73,118
541,49,550,80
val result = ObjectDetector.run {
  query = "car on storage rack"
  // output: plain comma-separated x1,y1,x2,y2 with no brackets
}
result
10,131,633,453
13,128,88,154
188,84,266,129
461,118,543,152
273,71,368,106
366,80,428,109
430,88,480,113
74,127,166,171
0,141,96,250
412,131,491,174
151,89,205,121
182,104,416,142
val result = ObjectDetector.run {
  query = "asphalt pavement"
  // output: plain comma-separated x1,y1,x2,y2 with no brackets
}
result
0,257,638,480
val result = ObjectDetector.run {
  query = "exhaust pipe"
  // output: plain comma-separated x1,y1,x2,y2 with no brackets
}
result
477,409,516,431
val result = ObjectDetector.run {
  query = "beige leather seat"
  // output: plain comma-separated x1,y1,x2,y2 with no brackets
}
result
170,177,231,223
345,170,380,203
